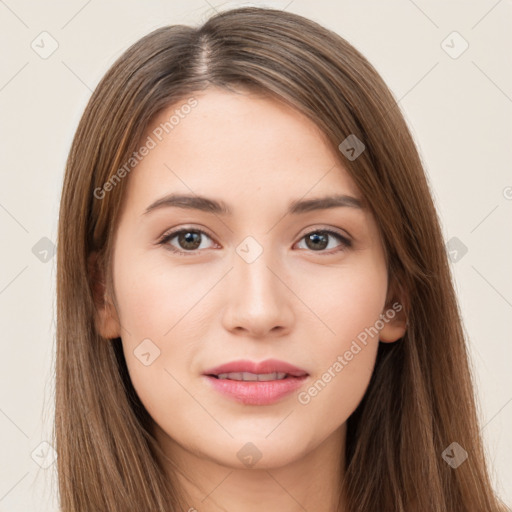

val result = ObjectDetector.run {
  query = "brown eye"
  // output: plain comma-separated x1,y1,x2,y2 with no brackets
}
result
304,232,329,250
296,230,351,253
159,229,216,254
176,231,202,250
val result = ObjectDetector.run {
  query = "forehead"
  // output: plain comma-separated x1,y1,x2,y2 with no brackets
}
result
123,87,361,214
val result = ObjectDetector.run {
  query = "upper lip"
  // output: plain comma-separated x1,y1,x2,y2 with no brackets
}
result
203,359,309,377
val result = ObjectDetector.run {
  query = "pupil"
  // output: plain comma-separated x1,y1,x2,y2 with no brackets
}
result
306,232,328,250
179,231,201,250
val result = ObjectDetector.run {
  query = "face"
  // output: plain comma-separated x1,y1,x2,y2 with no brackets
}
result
94,86,405,472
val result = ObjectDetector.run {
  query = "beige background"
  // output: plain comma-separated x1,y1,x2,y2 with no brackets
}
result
0,0,511,509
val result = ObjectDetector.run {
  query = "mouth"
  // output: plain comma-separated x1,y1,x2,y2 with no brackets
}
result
207,371,303,381
202,358,309,379
202,359,309,405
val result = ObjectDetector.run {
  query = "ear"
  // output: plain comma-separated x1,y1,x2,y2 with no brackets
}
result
88,251,121,340
379,278,408,343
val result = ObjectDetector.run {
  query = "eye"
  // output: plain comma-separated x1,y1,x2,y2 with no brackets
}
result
295,229,352,254
158,227,352,256
158,228,217,255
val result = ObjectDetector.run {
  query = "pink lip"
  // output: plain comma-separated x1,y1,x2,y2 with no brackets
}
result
203,358,308,377
202,359,309,406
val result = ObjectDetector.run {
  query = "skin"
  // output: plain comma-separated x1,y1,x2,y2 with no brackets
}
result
93,86,407,512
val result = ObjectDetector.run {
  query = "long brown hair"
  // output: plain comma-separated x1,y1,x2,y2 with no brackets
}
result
55,6,509,511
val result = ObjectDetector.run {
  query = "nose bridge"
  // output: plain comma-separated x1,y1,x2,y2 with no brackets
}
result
234,235,284,307
222,234,294,336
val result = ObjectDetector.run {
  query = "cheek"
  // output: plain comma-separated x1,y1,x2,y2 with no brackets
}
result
298,251,388,347
112,245,213,340
111,250,215,427
293,255,387,423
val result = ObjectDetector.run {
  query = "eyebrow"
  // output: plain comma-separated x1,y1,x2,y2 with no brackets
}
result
143,193,364,217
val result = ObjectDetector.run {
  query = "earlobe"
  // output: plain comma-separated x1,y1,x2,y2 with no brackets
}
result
88,252,121,340
379,313,407,343
96,302,122,340
379,278,409,343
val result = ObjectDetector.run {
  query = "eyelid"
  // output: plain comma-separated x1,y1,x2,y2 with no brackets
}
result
296,225,352,243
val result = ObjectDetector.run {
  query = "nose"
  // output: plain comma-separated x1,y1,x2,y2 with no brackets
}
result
221,247,295,339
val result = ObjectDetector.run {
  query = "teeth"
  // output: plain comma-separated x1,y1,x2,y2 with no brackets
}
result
256,372,286,381
216,371,288,381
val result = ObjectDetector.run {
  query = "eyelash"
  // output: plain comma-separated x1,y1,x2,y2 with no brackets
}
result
157,226,352,256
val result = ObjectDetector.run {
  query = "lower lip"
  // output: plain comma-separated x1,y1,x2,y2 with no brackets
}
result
203,375,308,405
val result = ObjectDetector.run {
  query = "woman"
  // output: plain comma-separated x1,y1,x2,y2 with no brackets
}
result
55,6,509,511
